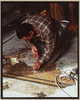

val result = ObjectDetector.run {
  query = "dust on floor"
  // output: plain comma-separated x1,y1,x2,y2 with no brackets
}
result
2,35,78,98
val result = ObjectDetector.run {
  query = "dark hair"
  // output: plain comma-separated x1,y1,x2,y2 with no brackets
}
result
16,23,33,39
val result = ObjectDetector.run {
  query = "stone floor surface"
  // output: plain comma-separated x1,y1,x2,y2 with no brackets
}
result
2,35,78,98
2,5,78,98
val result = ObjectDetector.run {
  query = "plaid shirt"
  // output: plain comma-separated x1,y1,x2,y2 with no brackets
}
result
22,14,56,63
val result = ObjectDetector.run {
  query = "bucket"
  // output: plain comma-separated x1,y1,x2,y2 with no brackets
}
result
60,20,69,31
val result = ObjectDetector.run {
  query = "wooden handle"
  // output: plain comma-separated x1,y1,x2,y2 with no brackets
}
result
18,58,29,61
4,55,18,59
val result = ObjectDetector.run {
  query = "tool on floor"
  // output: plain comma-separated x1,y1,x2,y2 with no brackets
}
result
3,82,9,90
34,51,38,59
3,55,18,60
37,92,47,97
10,57,30,65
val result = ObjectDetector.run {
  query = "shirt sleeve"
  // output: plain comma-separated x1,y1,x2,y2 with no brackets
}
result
39,31,55,63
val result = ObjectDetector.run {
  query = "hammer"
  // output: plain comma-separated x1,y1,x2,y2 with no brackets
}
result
3,55,18,60
10,57,30,65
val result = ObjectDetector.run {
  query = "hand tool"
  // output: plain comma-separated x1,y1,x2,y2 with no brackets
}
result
3,55,18,60
10,57,29,65
34,51,38,59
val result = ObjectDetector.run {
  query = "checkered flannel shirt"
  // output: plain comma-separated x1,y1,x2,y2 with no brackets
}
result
22,14,56,64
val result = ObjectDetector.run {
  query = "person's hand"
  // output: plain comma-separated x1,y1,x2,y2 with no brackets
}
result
22,37,27,40
32,46,38,54
33,61,42,71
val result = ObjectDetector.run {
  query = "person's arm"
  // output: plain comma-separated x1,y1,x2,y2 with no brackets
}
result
31,46,42,71
39,31,55,64
32,46,38,53
33,31,55,71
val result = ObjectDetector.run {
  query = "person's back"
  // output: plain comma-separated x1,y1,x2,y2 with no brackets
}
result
16,14,70,71
22,14,55,37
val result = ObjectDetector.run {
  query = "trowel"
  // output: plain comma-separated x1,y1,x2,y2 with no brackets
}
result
10,57,29,65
